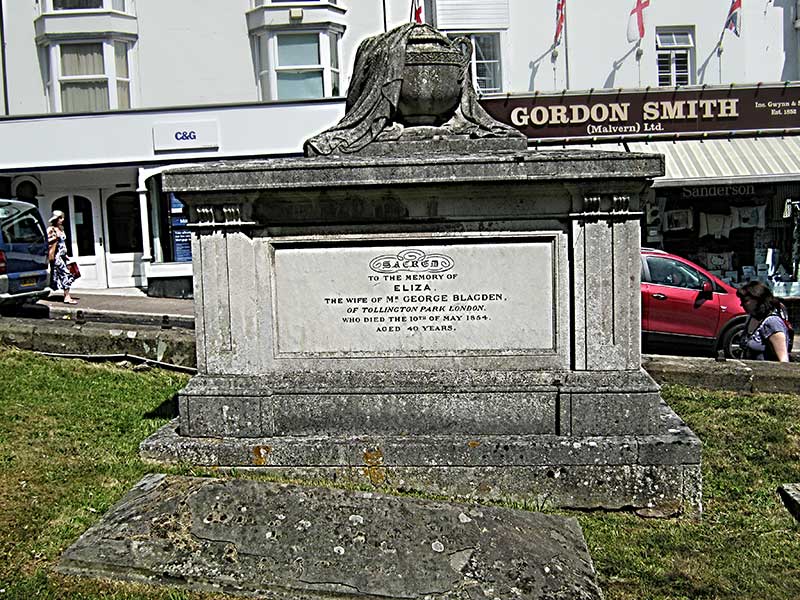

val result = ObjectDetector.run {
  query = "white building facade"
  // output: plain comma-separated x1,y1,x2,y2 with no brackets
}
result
0,0,798,295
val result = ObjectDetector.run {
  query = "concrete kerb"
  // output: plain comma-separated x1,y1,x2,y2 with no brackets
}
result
41,303,195,331
642,354,800,395
0,316,196,371
1,313,799,392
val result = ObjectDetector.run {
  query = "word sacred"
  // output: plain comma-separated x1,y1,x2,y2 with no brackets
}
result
510,99,740,127
369,249,455,275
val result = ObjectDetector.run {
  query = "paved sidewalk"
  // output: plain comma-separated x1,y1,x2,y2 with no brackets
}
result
27,287,195,328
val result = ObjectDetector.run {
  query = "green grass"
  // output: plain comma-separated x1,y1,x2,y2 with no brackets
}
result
0,346,798,599
578,385,800,600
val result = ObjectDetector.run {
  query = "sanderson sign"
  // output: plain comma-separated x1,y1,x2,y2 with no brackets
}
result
480,83,800,142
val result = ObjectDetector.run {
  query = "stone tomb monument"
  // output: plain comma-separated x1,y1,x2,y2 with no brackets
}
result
142,23,701,514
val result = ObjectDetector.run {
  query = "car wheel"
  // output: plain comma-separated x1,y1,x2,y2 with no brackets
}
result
720,322,746,359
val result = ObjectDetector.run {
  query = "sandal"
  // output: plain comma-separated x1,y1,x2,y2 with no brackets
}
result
63,299,78,304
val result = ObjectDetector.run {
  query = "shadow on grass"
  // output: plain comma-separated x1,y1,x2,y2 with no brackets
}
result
143,394,178,419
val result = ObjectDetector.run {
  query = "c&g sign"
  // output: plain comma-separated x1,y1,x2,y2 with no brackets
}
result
152,121,219,152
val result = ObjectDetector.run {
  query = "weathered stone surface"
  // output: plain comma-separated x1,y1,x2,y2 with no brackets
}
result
141,398,702,515
747,360,800,395
642,355,754,391
0,316,196,367
304,24,523,156
778,483,800,522
59,474,604,600
176,369,664,439
154,90,693,516
642,354,800,394
163,150,663,194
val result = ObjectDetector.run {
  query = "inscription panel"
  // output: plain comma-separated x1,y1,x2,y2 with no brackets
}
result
273,237,558,357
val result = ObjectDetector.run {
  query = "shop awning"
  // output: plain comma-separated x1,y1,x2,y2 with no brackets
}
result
627,136,800,187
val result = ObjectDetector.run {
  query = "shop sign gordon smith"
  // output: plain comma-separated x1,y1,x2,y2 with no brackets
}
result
480,83,800,142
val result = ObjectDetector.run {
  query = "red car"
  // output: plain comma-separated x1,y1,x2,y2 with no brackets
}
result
641,248,747,358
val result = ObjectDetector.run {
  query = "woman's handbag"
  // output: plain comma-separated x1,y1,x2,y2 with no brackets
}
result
67,261,81,279
46,226,58,262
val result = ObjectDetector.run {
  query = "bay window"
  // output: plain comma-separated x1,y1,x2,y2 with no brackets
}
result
46,0,128,11
253,29,342,101
45,39,133,112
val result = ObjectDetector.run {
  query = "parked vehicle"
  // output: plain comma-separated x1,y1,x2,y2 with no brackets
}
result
0,199,50,306
641,248,747,358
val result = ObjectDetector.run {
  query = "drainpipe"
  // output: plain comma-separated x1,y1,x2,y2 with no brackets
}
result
796,1,800,79
0,0,10,115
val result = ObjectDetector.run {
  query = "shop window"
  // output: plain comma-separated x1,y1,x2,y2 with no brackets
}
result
253,29,342,101
168,194,192,263
45,40,133,112
446,32,502,94
106,192,142,253
656,29,694,87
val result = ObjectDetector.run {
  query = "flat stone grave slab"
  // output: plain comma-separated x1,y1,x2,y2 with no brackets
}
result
778,483,800,522
59,474,603,599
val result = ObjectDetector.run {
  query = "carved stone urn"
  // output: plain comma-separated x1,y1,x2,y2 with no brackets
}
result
396,25,471,126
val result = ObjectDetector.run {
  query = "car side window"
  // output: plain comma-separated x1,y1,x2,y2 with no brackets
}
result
646,256,706,290
2,210,45,244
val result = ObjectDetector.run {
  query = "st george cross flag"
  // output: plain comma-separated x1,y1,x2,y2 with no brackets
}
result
554,0,566,46
724,0,742,37
411,0,423,24
626,0,650,43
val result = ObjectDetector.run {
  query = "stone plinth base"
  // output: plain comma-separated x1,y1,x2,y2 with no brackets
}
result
141,400,701,515
176,369,665,438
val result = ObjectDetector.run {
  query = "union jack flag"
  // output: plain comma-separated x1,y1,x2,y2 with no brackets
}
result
724,0,742,37
554,0,566,46
411,0,423,24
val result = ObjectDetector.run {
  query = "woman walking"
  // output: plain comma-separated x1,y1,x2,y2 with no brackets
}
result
46,210,77,304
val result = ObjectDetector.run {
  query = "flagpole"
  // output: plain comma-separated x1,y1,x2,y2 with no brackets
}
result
563,2,570,89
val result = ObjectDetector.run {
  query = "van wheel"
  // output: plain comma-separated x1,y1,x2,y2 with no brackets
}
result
720,322,746,359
